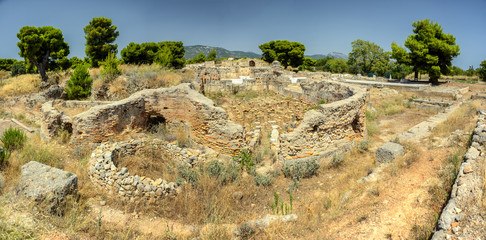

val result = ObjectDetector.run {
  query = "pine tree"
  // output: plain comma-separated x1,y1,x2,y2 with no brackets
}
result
66,64,92,100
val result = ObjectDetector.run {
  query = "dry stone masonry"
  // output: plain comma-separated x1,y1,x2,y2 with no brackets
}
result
89,139,189,200
431,109,486,239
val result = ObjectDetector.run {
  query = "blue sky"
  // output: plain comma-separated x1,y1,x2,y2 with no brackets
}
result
0,0,485,69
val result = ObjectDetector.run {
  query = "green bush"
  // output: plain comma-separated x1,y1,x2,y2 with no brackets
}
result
358,138,371,153
100,52,121,82
271,192,293,215
254,173,273,187
177,164,200,186
233,150,255,173
11,63,26,77
66,64,92,100
328,152,345,168
1,127,27,151
282,158,320,180
206,160,239,185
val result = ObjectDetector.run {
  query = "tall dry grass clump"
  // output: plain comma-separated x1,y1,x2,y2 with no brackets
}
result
0,74,41,97
92,64,185,100
432,101,480,137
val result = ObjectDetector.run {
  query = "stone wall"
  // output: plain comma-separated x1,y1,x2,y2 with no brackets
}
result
71,84,246,155
40,100,112,141
431,109,486,239
279,83,367,161
89,139,182,200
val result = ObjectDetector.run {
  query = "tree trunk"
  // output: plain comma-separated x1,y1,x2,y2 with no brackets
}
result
414,70,419,80
429,77,439,85
30,52,50,82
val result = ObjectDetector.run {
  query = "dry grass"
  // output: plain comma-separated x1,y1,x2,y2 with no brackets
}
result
55,105,91,118
92,64,185,101
0,71,10,80
0,74,41,97
117,143,178,182
431,100,481,138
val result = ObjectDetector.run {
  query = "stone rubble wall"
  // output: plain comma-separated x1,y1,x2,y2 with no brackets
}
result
41,100,113,141
279,82,367,161
71,84,246,155
89,139,186,200
431,109,486,239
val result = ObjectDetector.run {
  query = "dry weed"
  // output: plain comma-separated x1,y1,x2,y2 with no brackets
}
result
432,100,481,137
0,74,41,97
117,143,179,182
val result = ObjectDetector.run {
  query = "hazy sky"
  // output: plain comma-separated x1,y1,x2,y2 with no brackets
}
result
0,0,485,69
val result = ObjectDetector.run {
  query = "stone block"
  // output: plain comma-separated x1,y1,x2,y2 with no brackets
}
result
17,161,78,214
376,142,404,164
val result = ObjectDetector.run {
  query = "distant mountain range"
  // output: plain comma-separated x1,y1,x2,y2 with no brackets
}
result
306,52,348,60
184,45,347,61
184,45,261,60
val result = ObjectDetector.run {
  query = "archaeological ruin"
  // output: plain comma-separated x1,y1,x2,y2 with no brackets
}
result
39,59,368,200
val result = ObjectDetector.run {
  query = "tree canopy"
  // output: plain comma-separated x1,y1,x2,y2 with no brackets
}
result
17,26,70,82
120,41,185,68
84,17,119,67
478,60,486,81
187,52,206,64
348,39,389,76
259,40,305,69
207,48,217,61
391,19,460,84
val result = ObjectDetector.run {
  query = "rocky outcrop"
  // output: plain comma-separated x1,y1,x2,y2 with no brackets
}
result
17,161,78,214
71,84,246,155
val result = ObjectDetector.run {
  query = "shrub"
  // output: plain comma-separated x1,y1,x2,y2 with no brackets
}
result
66,64,92,100
177,164,200,186
11,63,26,77
358,138,371,153
254,173,273,187
328,152,345,168
1,127,27,151
99,52,121,83
206,160,223,177
206,160,239,185
270,192,293,215
233,150,255,173
282,158,320,180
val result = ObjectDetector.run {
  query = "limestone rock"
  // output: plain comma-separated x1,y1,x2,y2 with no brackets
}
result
17,161,78,214
465,147,479,160
376,142,404,164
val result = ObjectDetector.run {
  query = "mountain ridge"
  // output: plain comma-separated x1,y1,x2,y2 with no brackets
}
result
184,45,347,61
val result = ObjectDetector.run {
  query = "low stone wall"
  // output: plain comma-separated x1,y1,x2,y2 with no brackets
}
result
279,82,367,161
89,139,185,200
41,100,112,141
431,109,486,239
71,84,246,155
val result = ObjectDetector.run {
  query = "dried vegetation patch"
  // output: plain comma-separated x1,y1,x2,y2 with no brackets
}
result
0,74,41,97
